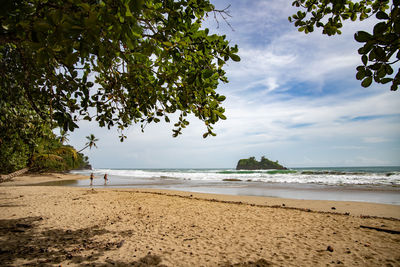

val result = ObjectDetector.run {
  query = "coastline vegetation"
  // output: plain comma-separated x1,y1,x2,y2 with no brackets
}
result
0,122,90,174
236,156,287,170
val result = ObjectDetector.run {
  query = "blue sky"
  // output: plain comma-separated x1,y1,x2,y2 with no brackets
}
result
68,0,400,168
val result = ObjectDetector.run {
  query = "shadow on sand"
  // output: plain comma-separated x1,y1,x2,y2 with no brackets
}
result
0,216,167,266
0,216,272,266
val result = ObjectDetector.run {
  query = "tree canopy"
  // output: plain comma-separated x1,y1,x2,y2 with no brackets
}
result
1,0,240,141
0,0,240,173
289,0,399,91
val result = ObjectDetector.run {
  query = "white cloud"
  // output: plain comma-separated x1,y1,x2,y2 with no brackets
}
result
363,137,390,144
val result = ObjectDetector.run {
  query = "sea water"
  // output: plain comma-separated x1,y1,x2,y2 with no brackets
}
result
69,166,400,205
71,166,400,185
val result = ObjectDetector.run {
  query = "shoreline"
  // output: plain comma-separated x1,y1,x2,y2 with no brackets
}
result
68,168,400,205
1,172,400,219
21,176,400,206
1,173,400,266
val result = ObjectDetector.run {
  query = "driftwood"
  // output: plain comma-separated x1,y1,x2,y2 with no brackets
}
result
360,225,400,234
0,168,29,183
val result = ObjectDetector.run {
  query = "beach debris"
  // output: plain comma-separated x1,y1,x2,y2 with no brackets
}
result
117,240,125,248
222,178,242,182
0,167,29,183
331,207,336,210
327,245,334,252
332,260,344,264
360,225,400,234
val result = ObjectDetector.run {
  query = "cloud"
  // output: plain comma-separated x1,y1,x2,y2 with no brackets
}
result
363,137,390,144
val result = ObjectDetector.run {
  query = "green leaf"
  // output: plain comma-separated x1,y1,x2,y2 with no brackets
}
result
230,54,241,62
373,22,387,35
376,11,389,20
361,76,372,87
380,78,392,84
125,5,133,17
385,65,394,75
354,31,372,42
370,63,382,71
203,69,214,79
362,55,368,65
377,65,387,78
356,68,366,80
217,95,226,101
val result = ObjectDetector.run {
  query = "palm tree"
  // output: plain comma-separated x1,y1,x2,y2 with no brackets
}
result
78,134,99,153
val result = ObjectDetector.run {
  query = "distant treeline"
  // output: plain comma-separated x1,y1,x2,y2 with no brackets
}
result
236,156,287,170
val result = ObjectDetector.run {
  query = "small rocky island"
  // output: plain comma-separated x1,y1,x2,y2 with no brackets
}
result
236,156,287,170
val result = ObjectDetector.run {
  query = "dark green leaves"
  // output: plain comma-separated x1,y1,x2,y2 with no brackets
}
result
230,54,241,62
354,31,371,42
373,22,388,35
290,0,399,91
376,11,389,20
361,76,372,87
1,0,239,141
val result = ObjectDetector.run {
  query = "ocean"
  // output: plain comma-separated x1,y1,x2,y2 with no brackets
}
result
69,166,400,205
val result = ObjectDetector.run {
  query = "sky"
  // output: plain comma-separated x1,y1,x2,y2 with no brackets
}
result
68,0,400,169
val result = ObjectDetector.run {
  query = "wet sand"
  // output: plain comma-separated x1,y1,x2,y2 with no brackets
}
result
30,173,400,205
0,173,400,266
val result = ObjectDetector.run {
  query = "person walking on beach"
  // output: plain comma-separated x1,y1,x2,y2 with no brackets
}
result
104,173,108,185
90,173,94,186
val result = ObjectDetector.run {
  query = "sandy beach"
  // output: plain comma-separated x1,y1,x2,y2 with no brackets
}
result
1,173,400,266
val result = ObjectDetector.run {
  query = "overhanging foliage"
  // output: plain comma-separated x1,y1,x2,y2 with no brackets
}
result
0,0,240,141
289,0,399,91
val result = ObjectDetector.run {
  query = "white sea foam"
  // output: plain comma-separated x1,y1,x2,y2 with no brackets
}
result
70,168,400,185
